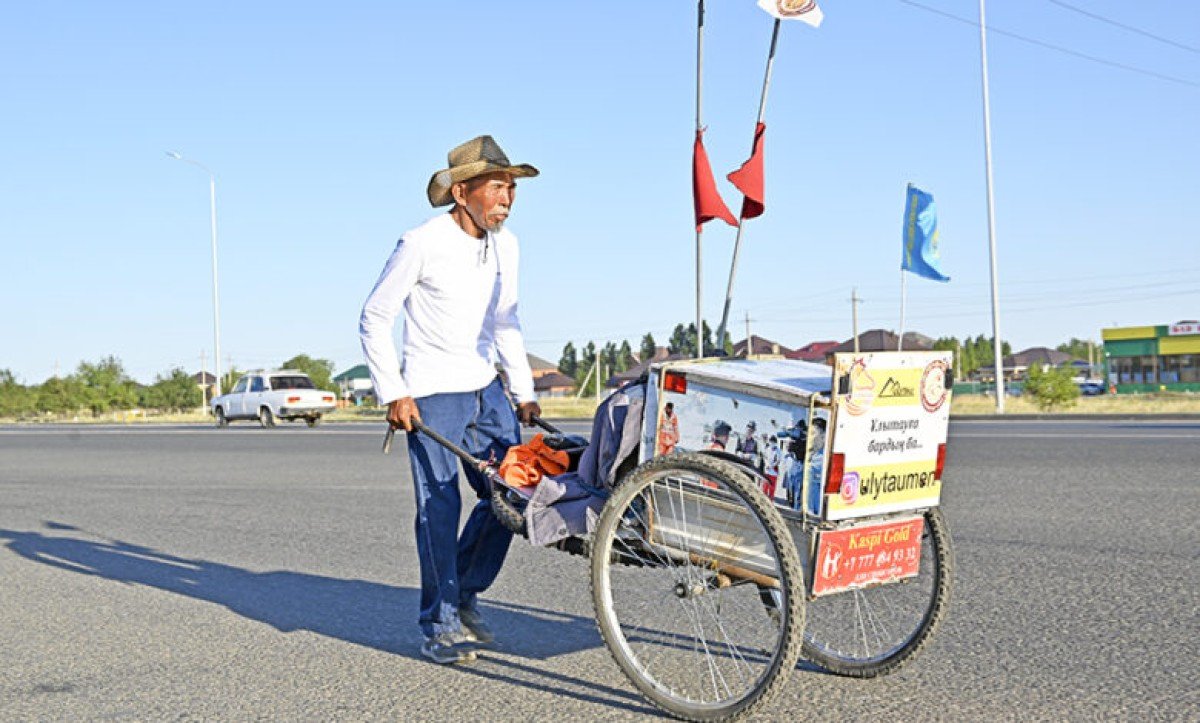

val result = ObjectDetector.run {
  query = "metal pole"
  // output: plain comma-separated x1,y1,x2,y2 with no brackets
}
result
716,18,782,352
208,172,223,397
978,0,1005,411
695,0,705,359
898,270,906,351
168,151,224,398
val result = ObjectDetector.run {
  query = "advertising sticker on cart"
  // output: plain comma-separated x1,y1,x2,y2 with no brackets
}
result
811,516,925,597
825,351,952,521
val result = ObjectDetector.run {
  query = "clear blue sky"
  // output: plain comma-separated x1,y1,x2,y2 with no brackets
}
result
2,1,1197,384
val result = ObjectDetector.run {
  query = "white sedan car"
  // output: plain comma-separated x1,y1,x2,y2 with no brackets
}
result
212,370,337,428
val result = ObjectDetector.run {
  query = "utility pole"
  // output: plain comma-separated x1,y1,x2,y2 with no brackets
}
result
850,288,862,354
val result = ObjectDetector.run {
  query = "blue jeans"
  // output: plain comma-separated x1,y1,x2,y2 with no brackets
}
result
406,377,518,637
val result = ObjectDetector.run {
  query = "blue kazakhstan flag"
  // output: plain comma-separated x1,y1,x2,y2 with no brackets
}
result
902,183,950,282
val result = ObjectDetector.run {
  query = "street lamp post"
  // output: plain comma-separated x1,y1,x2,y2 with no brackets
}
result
167,151,223,401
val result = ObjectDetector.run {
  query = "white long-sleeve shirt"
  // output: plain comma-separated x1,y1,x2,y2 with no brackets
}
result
359,213,535,404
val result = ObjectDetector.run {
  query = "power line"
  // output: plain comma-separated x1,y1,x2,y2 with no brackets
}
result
895,0,1200,89
1046,0,1200,55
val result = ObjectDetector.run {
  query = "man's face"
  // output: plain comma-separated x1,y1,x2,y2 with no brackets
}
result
455,171,516,233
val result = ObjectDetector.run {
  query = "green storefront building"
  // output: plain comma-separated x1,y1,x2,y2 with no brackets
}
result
1102,321,1200,393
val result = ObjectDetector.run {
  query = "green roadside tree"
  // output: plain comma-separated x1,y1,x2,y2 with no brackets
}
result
558,341,578,377
1024,363,1080,412
1056,338,1094,361
140,368,203,412
576,341,598,387
667,324,692,356
617,340,635,373
280,354,338,393
36,376,88,416
221,367,242,395
0,370,35,419
639,333,656,363
601,341,618,376
76,357,138,416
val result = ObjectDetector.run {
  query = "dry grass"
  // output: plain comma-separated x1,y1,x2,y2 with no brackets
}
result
535,397,603,419
951,392,1200,415
4,392,1196,425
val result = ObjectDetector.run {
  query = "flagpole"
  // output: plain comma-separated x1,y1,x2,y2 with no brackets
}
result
694,0,706,359
716,18,781,354
978,0,1005,411
898,270,906,351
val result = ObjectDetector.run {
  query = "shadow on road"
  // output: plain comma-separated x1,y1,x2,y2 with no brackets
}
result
0,522,658,716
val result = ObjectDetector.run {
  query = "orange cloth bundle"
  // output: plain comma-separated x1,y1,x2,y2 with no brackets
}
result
498,433,570,488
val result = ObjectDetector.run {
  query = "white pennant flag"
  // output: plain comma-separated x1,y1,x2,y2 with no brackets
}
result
756,0,824,27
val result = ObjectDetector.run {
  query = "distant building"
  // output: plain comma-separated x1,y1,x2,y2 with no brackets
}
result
731,336,792,359
826,329,933,363
333,364,374,404
785,341,839,364
192,371,217,403
533,371,577,399
1002,347,1074,380
1102,321,1200,393
526,353,560,381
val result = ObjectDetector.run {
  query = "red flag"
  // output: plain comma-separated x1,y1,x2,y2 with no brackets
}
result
727,122,766,220
693,130,737,231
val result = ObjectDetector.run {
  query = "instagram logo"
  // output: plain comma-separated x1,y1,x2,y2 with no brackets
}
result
840,472,860,505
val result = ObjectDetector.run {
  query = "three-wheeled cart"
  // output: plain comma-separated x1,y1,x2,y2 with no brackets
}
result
412,351,955,721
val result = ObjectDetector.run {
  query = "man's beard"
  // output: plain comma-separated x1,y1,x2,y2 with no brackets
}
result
468,206,506,233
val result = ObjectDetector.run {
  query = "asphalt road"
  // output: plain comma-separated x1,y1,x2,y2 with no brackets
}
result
1,419,1196,721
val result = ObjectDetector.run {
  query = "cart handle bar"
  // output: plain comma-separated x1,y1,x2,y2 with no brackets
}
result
529,414,562,435
382,411,562,457
382,422,493,474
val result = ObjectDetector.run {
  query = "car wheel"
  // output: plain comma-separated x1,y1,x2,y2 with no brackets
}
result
258,406,276,428
215,407,228,428
305,416,321,428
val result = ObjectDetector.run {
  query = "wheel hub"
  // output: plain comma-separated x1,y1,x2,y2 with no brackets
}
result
673,581,706,599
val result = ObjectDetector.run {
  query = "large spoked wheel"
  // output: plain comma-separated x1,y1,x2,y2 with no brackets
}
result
801,507,953,678
591,453,804,721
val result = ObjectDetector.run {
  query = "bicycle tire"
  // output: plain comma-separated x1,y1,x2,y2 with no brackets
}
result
591,453,804,721
801,507,953,678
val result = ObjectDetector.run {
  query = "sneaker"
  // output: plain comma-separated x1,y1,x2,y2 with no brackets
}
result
458,607,495,645
420,633,477,665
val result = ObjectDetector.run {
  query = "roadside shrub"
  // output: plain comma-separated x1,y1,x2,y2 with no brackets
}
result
1023,364,1080,412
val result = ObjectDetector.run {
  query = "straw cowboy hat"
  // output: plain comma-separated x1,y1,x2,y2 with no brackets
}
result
426,135,539,207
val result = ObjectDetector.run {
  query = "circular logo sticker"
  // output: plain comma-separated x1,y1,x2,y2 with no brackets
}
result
840,471,860,505
920,360,949,413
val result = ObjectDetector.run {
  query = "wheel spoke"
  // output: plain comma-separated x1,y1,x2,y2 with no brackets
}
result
802,509,951,677
593,454,803,719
